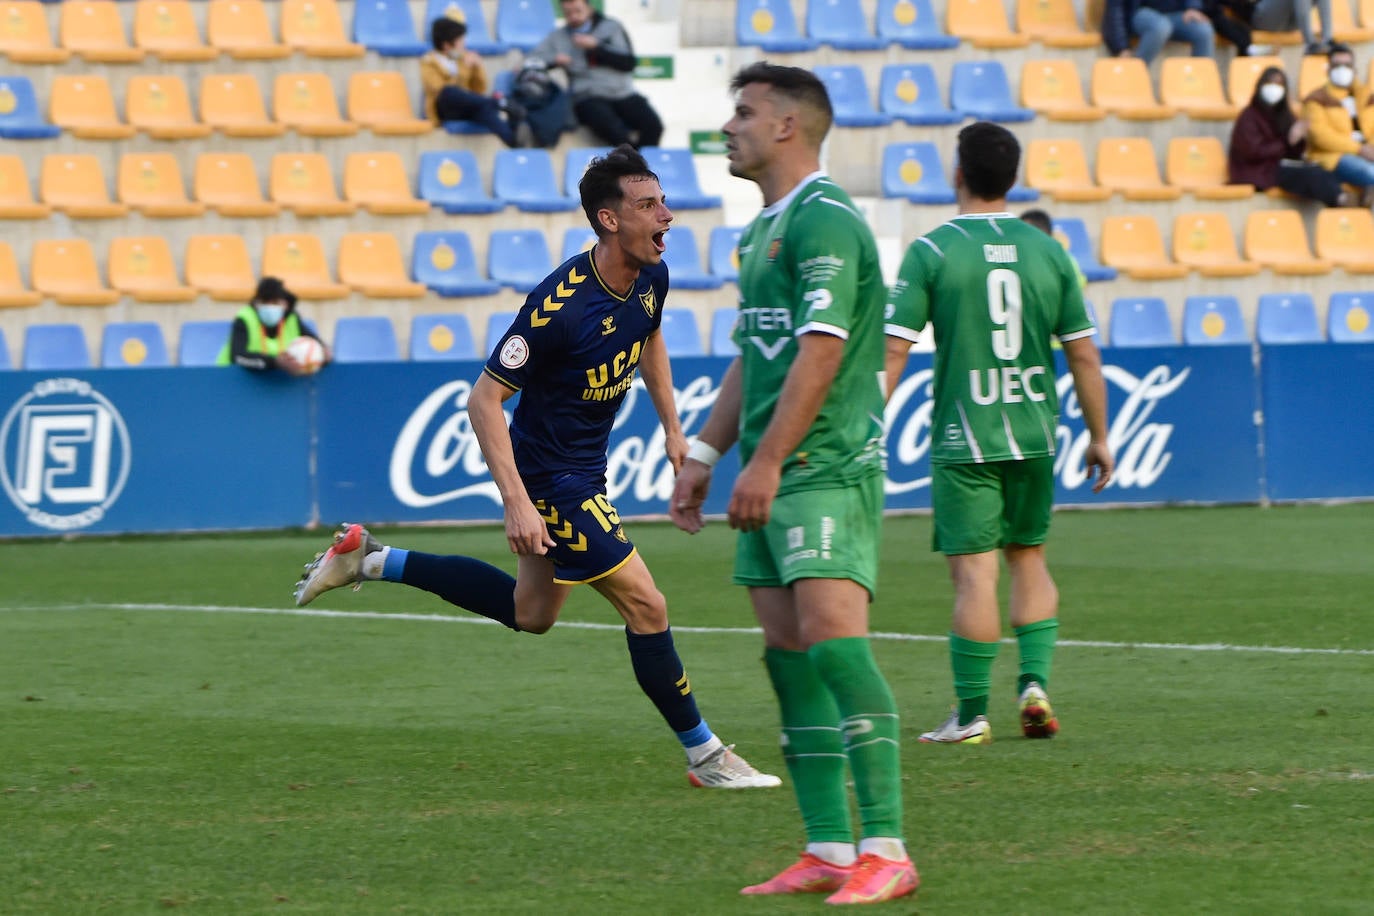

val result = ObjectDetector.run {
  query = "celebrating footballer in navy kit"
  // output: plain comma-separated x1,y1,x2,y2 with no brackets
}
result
294,145,780,791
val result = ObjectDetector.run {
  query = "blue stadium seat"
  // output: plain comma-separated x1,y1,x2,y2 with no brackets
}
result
663,227,722,290
496,0,556,52
807,0,886,49
102,322,171,368
425,0,508,55
1182,296,1248,345
563,145,613,198
875,0,959,49
353,0,429,56
659,308,703,356
178,320,232,367
561,226,596,263
334,315,401,363
1328,292,1374,343
412,230,501,297
878,64,962,126
708,226,743,283
814,65,892,128
710,307,740,356
24,324,91,370
485,310,517,355
950,61,1035,123
417,150,504,215
493,149,578,212
410,313,478,361
1052,218,1117,282
0,328,10,370
1108,297,1174,347
881,142,956,204
488,229,552,293
0,76,60,140
736,0,819,51
1256,293,1322,344
639,148,721,210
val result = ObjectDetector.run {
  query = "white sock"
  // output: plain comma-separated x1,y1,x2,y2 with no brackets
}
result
807,842,857,866
858,837,908,862
685,734,724,766
360,545,390,580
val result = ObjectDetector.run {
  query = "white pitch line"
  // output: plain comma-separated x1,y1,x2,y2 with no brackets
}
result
2,602,1372,657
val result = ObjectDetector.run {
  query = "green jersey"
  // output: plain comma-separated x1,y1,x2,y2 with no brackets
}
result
734,172,887,494
886,213,1096,465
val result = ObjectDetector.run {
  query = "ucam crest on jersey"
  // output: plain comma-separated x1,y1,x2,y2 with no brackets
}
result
0,378,131,531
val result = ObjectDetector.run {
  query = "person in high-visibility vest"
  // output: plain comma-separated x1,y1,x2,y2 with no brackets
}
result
217,277,328,374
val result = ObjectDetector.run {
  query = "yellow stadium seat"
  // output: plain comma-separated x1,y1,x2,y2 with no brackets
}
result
270,152,358,216
31,238,122,305
118,153,206,218
1024,138,1112,201
185,234,256,301
1096,137,1183,200
273,72,360,137
126,75,212,139
348,71,433,135
1314,207,1374,273
338,233,425,298
40,154,129,219
947,0,1031,47
1016,0,1100,47
0,155,52,219
133,0,219,61
199,73,286,137
194,152,280,217
59,0,146,62
207,0,291,59
108,236,198,302
344,151,430,215
1298,54,1328,99
1165,136,1254,199
280,0,364,57
1020,60,1104,120
1100,215,1191,279
0,241,41,307
1244,209,1332,275
0,1,71,63
1091,58,1176,120
1172,212,1261,277
1227,55,1284,107
262,233,350,300
48,74,136,139
1160,57,1237,120
1328,0,1374,41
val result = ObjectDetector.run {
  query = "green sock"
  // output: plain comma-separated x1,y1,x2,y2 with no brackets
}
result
950,633,1000,725
808,637,903,843
1014,618,1059,693
763,648,852,844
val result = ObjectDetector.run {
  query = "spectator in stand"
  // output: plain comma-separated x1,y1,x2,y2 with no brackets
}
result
532,0,663,149
421,16,521,147
1229,65,1354,206
1101,0,1215,64
1244,0,1332,56
218,277,328,374
1302,44,1374,206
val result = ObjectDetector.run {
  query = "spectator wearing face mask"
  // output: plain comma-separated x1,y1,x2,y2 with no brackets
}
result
219,277,328,375
421,15,521,147
1302,43,1374,205
1230,66,1353,206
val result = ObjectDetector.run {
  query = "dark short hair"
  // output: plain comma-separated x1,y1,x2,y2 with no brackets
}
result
1328,42,1353,60
957,122,1021,201
431,16,466,50
730,62,833,139
1019,209,1053,235
253,276,296,308
578,144,659,237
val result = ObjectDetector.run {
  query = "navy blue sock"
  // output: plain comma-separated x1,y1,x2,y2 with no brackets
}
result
625,627,706,735
394,550,520,631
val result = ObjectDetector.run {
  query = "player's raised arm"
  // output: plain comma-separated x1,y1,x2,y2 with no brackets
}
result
467,372,557,555
638,329,688,473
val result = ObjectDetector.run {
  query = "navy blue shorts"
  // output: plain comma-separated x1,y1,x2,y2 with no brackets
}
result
531,484,636,585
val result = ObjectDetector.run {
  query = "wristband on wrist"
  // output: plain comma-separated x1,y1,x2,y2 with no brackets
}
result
686,438,721,468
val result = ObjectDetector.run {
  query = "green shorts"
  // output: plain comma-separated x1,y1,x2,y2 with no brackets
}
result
931,457,1055,555
732,474,883,599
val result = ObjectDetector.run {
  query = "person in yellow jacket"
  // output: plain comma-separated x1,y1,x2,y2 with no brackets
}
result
1302,43,1374,206
217,277,327,375
420,16,520,147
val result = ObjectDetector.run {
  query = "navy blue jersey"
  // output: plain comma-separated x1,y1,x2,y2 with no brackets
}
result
484,250,669,494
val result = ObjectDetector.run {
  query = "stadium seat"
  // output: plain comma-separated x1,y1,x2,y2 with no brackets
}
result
343,151,429,215
133,0,219,61
1020,60,1104,121
200,73,286,136
280,0,364,57
736,0,818,51
663,227,722,290
1227,55,1284,107
413,231,500,297
1327,292,1374,342
24,324,92,370
178,319,232,366
0,241,42,307
1182,295,1248,344
59,0,146,63
194,152,280,217
561,226,596,262
207,0,291,59
261,233,351,300
1172,212,1261,277
946,0,1032,47
117,153,206,218
875,0,959,48
1108,297,1175,347
815,65,893,127
710,307,740,356
417,150,503,214
1159,58,1237,120
563,146,614,198
31,239,121,306
427,0,508,55
0,329,8,368
1052,218,1116,282
269,153,358,216
0,76,61,139
708,226,743,283
185,235,257,301
1256,293,1322,343
0,155,52,219
108,236,198,302
640,148,723,209
40,154,129,219
1245,210,1331,275
495,0,557,52
1297,54,1327,99
493,149,578,212
125,75,212,139
1016,0,1100,47
1328,0,1374,41
659,308,704,356
878,63,962,125
102,321,171,368
352,0,428,56
1165,136,1253,199
1091,58,1175,119
950,61,1034,122
808,0,886,49
1095,138,1182,200
882,142,956,204
411,313,478,361
485,310,517,354
347,72,432,135
338,232,426,298
48,75,136,139
1024,139,1112,202
274,72,359,136
1100,215,1190,280
334,315,400,363
1314,208,1374,273
488,229,552,293
0,1,70,63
